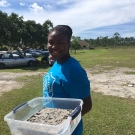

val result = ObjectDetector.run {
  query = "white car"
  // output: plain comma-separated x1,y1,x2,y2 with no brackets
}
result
21,52,32,58
0,53,39,69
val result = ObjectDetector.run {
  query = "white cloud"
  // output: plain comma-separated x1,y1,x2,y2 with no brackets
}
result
44,4,53,9
56,0,68,5
56,0,78,5
2,0,135,38
20,2,25,6
29,3,44,14
0,0,10,7
21,0,135,37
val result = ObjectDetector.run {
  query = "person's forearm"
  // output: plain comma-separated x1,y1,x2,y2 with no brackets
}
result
82,96,92,116
82,103,92,116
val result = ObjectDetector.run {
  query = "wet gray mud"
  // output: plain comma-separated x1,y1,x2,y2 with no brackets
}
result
27,108,73,125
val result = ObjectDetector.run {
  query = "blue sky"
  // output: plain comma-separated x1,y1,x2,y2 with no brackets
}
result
0,0,135,39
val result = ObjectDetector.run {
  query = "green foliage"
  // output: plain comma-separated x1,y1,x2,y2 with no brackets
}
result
124,71,135,74
0,47,135,73
0,75,43,135
71,36,82,53
0,11,9,45
83,92,135,135
0,46,8,51
71,47,135,69
84,33,135,48
0,10,53,50
0,61,50,73
1,77,135,135
1,9,135,50
0,44,135,135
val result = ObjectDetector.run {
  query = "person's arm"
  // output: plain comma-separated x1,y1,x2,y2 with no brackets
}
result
82,95,92,116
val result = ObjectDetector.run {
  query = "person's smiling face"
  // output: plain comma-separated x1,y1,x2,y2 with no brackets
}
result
47,31,70,63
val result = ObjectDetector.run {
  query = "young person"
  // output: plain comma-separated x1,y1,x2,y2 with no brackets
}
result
43,25,92,135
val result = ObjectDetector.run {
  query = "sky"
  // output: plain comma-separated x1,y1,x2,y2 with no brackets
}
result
0,0,135,39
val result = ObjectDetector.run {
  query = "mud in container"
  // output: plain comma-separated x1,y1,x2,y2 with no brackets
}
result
4,97,83,135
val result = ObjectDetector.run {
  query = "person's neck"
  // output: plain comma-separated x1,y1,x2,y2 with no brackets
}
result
57,54,70,64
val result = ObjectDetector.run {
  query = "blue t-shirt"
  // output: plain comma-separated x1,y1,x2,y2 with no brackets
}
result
43,57,90,135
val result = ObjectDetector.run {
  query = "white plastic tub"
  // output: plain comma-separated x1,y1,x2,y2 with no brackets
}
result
4,97,83,135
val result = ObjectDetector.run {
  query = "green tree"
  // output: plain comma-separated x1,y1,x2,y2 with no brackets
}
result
21,19,53,50
113,32,121,48
7,13,23,50
21,20,36,48
71,36,81,53
42,20,53,49
96,37,101,46
0,10,9,46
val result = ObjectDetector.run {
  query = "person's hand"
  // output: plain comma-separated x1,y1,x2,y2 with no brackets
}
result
49,55,53,60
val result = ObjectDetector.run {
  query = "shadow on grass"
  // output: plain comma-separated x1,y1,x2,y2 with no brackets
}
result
0,62,50,72
70,51,86,54
20,62,50,71
78,51,86,53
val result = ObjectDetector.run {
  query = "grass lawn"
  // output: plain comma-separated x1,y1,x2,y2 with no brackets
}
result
71,47,135,69
0,47,135,135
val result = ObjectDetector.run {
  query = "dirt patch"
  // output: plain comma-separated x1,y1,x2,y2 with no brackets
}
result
0,72,45,96
0,67,135,99
27,108,72,125
86,67,135,99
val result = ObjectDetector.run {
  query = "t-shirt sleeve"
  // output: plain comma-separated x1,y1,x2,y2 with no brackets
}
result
63,66,90,99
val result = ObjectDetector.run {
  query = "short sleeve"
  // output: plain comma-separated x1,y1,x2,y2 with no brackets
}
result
63,67,90,99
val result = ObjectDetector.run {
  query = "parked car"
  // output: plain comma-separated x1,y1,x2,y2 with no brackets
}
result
12,50,32,58
35,50,50,56
0,53,39,69
0,51,9,54
28,50,41,57
35,50,45,56
21,52,32,58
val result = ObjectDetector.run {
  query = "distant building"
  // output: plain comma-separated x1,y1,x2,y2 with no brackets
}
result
78,40,90,49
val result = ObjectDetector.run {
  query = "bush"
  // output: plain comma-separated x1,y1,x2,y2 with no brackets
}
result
0,46,8,51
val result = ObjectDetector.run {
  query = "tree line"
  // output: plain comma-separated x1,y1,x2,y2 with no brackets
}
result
0,10,135,52
84,32,135,48
0,10,53,51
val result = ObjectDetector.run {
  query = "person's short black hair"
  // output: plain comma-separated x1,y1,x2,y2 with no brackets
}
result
49,25,73,42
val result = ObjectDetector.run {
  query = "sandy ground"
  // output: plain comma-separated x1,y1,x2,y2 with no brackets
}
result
0,67,135,99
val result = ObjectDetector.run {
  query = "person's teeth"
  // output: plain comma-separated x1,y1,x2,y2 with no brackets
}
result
53,51,58,53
